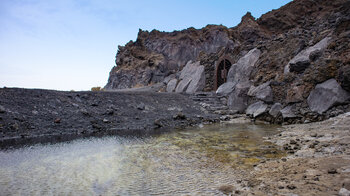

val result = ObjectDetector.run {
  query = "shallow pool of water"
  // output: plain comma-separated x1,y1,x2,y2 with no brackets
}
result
0,123,284,195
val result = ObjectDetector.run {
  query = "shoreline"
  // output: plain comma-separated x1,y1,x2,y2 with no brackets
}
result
229,112,350,195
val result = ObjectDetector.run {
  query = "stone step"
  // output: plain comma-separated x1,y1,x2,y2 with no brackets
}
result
207,106,229,111
191,97,221,101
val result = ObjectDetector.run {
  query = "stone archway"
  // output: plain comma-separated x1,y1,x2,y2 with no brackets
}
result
214,57,232,90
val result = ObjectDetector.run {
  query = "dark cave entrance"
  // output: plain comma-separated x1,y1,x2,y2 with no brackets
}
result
215,59,232,90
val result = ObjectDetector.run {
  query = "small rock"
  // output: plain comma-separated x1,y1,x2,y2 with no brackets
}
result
220,115,231,121
281,158,287,162
91,102,98,107
154,119,163,127
173,112,186,120
339,188,350,196
218,185,234,194
290,140,297,144
287,184,296,190
103,118,109,123
328,168,337,174
54,118,61,123
32,110,38,115
80,109,90,116
10,123,19,130
0,105,6,113
105,109,114,115
137,103,145,110
343,179,350,190
310,133,317,137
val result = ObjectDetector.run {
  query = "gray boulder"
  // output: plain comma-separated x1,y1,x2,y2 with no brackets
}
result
226,48,261,112
246,101,268,118
227,48,261,84
216,82,236,96
163,74,175,84
175,61,206,93
307,79,350,114
166,78,177,92
281,105,297,118
247,81,273,102
227,81,251,113
284,37,331,73
269,103,283,117
175,77,192,93
186,65,205,93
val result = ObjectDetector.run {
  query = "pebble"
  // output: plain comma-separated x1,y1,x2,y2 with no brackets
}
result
137,103,145,110
290,140,297,144
0,105,6,113
287,184,296,190
105,109,114,115
80,109,90,116
54,118,61,123
328,168,337,174
310,133,317,137
173,112,186,120
218,185,234,194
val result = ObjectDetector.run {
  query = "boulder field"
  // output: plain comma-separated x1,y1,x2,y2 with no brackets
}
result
105,0,350,124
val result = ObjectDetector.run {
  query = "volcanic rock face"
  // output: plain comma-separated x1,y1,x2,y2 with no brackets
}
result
105,26,235,90
105,0,350,123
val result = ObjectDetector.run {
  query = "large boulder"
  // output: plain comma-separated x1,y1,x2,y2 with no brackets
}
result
227,81,251,113
284,37,331,73
281,105,297,118
166,78,178,92
175,61,205,93
246,101,268,118
186,66,205,93
175,77,192,93
227,48,261,83
247,81,273,102
269,103,283,117
226,48,261,112
216,82,236,96
307,79,350,114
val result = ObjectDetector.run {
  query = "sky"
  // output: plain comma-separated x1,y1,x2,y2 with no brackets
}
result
0,0,292,91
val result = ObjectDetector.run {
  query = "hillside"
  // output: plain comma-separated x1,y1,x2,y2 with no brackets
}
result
105,0,350,123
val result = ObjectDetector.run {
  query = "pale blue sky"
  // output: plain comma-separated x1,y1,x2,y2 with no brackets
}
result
0,0,291,91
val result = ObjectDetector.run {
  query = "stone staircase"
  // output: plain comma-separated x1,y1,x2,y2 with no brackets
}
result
190,92,237,115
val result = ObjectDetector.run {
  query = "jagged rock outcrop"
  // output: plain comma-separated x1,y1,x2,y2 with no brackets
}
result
284,37,331,73
105,26,235,90
105,0,350,123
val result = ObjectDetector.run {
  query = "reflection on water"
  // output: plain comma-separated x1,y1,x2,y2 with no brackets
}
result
0,123,284,195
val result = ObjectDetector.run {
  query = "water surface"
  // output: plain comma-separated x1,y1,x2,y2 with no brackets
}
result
0,123,284,195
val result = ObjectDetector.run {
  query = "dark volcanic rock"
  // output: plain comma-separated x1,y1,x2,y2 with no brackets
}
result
307,79,350,114
0,88,217,148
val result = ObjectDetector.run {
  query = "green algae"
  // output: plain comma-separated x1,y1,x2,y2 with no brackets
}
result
154,123,285,168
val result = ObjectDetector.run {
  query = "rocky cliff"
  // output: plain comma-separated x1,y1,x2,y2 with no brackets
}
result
105,0,350,124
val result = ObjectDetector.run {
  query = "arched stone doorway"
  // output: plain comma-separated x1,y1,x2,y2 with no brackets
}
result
214,58,232,90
